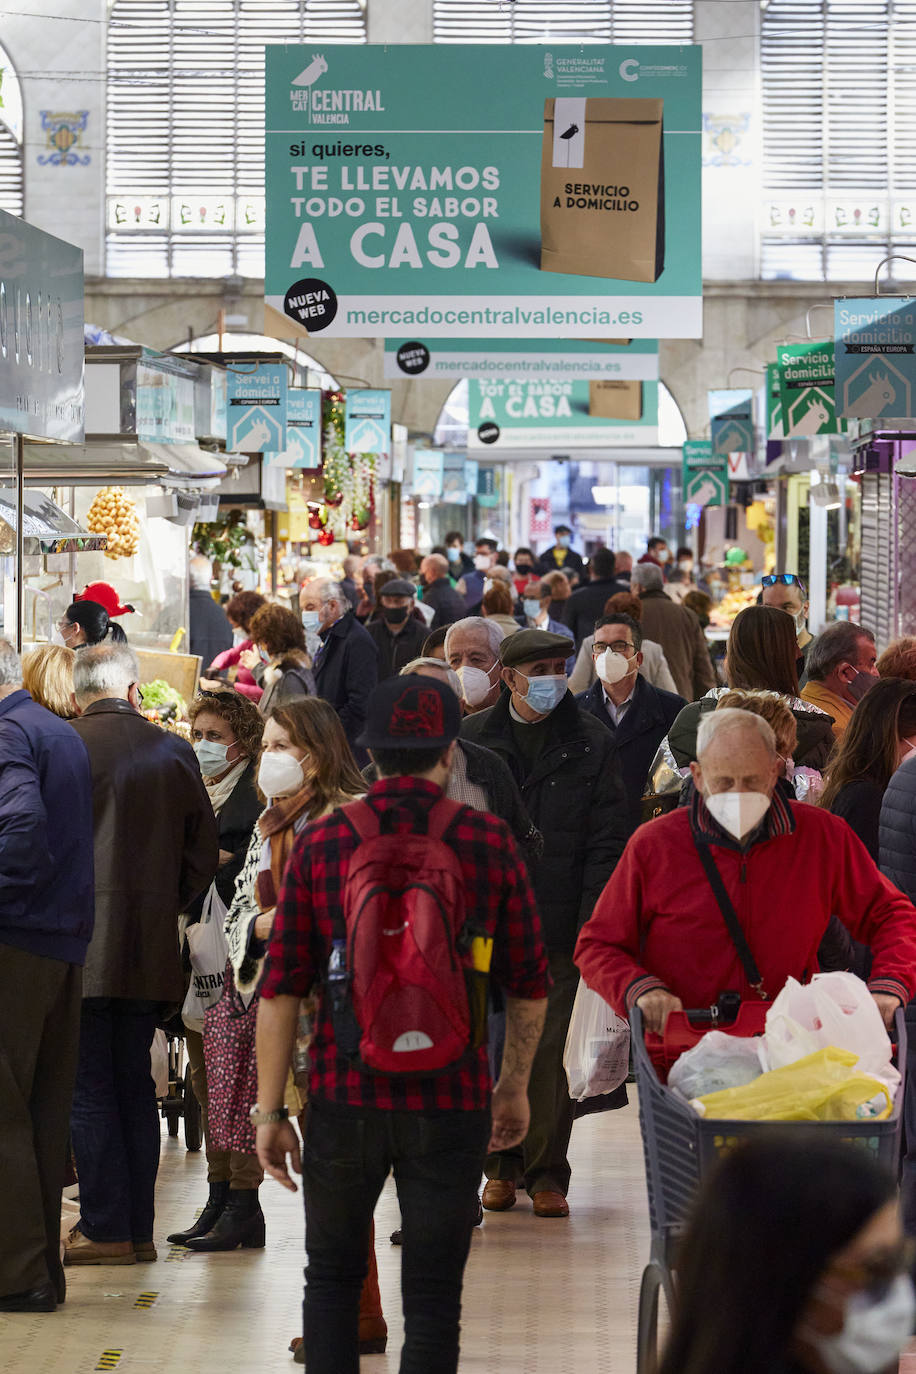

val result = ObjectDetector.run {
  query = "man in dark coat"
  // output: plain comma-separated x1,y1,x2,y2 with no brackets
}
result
577,613,685,833
461,629,628,1218
301,575,379,765
365,578,428,681
537,524,585,578
67,644,218,1266
0,640,94,1313
188,555,233,669
419,553,467,628
561,546,620,649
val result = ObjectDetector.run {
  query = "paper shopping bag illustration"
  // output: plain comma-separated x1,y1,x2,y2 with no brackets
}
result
540,97,665,283
588,380,643,420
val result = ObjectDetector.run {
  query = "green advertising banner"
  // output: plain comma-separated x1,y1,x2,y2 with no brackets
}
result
776,342,842,437
766,363,785,439
709,389,754,457
682,438,728,507
467,377,658,449
383,337,659,380
265,44,702,340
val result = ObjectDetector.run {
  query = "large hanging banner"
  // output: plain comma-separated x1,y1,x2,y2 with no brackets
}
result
709,389,754,457
467,377,658,448
776,342,842,436
835,298,916,418
682,438,728,507
344,389,391,458
264,44,702,340
226,363,288,451
383,337,659,380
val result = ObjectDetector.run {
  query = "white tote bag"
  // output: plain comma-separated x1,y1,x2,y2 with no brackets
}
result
181,882,230,1033
563,981,631,1102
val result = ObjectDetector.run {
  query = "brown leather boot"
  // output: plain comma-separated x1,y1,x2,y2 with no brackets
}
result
358,1219,387,1354
289,1219,387,1363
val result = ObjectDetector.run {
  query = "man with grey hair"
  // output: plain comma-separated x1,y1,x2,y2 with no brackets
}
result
802,620,879,740
445,616,506,714
0,640,93,1313
577,706,916,1038
632,560,715,702
188,552,233,669
300,574,378,764
67,644,218,1266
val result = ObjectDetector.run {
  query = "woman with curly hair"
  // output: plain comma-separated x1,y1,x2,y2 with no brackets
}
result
240,602,316,716
200,590,267,702
167,688,265,1248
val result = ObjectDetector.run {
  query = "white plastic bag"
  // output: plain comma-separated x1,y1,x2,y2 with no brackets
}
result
668,1030,767,1102
563,981,630,1101
765,972,899,1094
150,1028,169,1098
181,882,230,1033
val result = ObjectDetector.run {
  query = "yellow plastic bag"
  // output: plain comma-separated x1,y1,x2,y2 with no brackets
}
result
691,1047,892,1122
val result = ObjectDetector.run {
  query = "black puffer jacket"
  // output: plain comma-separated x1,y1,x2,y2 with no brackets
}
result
666,688,835,772
880,760,916,903
461,689,628,953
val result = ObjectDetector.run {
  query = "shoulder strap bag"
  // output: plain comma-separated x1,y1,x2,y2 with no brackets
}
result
693,837,768,1001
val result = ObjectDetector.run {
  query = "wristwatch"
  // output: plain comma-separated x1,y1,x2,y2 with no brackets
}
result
249,1104,290,1126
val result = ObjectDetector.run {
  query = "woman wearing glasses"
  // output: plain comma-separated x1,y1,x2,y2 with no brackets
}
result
167,689,265,1249
658,1134,914,1374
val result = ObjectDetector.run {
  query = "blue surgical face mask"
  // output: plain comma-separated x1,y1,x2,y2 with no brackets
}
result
447,545,462,563
519,672,567,715
557,534,571,549
194,739,232,776
523,598,542,621
301,610,321,634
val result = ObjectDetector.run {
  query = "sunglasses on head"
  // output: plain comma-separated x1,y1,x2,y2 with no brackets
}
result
761,573,807,595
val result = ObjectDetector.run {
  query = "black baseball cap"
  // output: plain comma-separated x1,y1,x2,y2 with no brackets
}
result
357,674,461,750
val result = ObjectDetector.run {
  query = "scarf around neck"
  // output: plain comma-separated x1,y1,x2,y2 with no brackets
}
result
255,784,315,911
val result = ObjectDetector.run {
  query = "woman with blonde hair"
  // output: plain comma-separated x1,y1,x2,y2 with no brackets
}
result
22,644,77,718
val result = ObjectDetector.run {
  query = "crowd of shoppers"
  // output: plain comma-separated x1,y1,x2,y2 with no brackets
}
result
6,529,916,1374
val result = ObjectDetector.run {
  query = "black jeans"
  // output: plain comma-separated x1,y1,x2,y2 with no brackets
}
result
70,998,160,1244
301,1099,490,1374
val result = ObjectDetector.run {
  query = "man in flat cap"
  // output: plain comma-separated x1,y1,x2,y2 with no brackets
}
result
461,629,628,1219
365,578,429,681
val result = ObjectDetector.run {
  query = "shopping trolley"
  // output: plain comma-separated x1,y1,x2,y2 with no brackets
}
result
159,1032,203,1153
631,1001,907,1374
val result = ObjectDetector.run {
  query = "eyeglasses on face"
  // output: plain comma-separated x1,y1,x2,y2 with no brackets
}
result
593,640,635,656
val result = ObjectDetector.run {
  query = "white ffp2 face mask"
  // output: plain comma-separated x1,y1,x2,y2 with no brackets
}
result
258,751,304,799
705,790,771,841
596,648,633,687
811,1274,916,1374
456,664,495,708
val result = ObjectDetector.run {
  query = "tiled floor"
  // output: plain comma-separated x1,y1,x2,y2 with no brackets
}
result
6,1098,916,1374
0,1101,651,1374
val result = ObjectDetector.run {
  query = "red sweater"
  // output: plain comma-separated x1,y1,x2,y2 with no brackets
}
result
575,794,916,1015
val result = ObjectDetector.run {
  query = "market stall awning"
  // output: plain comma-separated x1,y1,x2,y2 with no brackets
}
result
22,440,230,488
23,440,171,486
0,486,108,554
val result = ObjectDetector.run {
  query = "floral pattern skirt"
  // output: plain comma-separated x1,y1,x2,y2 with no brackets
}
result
202,961,259,1156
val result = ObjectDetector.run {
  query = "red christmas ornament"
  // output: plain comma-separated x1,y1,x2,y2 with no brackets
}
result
318,528,334,546
308,512,322,529
326,491,344,507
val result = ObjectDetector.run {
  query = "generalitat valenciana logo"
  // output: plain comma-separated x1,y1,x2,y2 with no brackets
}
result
290,53,384,124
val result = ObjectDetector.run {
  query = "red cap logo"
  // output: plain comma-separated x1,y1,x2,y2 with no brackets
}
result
390,687,445,739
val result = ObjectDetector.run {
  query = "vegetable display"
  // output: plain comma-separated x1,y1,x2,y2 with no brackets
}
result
139,679,187,716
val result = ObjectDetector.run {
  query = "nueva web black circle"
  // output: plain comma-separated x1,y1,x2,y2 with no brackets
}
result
477,422,500,445
283,278,338,331
396,341,430,375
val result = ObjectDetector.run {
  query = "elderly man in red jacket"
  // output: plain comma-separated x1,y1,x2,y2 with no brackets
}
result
575,708,916,1034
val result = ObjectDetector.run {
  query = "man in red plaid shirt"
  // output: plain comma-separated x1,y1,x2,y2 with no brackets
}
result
254,674,549,1374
